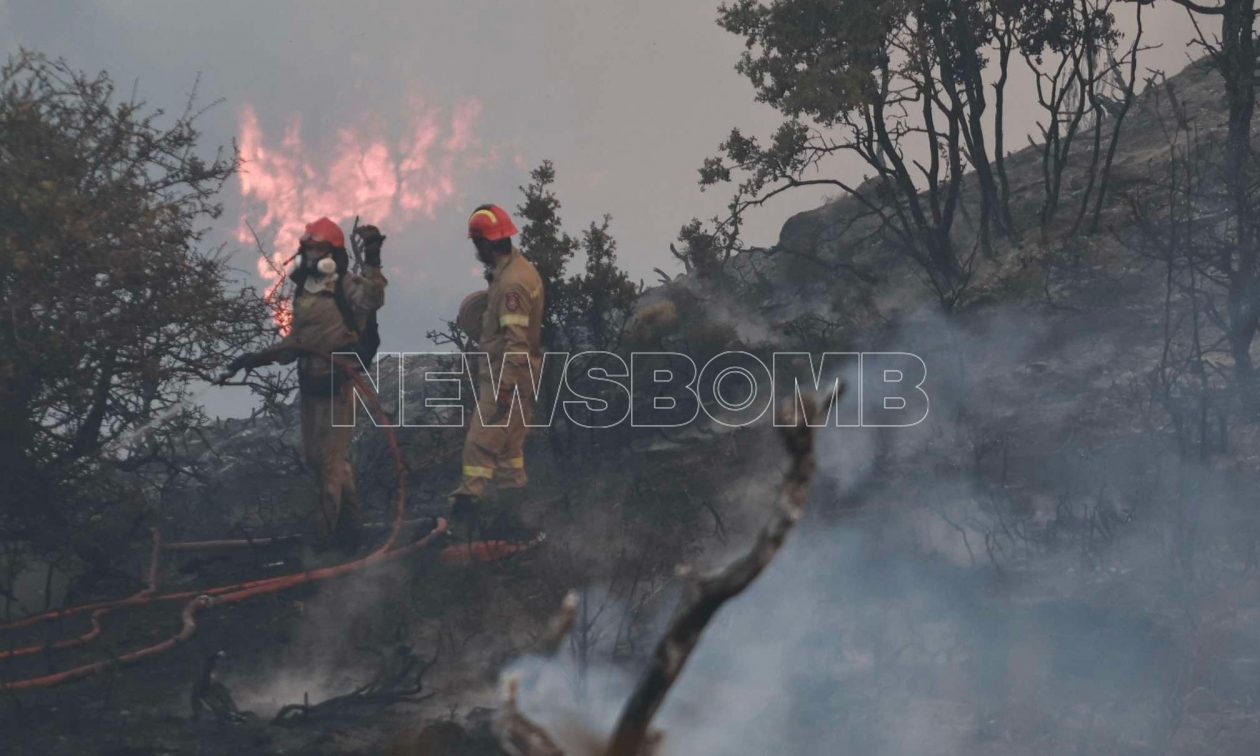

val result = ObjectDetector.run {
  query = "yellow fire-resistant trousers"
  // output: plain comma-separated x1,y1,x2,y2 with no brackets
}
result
453,378,533,499
300,384,362,538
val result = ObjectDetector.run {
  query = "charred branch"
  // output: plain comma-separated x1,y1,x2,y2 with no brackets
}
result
272,645,436,724
495,390,835,756
603,391,833,756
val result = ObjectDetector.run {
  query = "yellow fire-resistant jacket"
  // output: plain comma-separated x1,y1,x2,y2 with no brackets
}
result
255,267,387,384
478,248,543,393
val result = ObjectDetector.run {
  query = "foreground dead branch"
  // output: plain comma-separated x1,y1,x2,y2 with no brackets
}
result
496,677,567,756
498,392,835,756
273,645,436,724
538,591,580,656
190,650,250,722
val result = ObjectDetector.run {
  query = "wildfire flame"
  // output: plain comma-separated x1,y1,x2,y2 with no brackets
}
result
236,98,493,329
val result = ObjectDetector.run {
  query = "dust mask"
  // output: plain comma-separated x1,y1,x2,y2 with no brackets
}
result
316,257,336,275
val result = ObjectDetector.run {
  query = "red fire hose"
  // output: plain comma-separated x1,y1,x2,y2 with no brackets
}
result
1,521,450,691
0,346,545,691
0,351,436,690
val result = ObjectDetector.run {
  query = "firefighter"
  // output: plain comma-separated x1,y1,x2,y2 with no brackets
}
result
218,217,387,550
450,204,544,542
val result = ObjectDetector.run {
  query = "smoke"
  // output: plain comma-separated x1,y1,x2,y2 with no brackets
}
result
232,559,412,715
508,516,1173,755
500,304,1258,755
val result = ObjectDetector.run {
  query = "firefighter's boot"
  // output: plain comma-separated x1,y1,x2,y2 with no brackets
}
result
449,493,482,544
332,505,364,554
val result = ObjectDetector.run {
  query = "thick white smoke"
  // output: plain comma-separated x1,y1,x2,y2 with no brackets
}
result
498,305,1244,754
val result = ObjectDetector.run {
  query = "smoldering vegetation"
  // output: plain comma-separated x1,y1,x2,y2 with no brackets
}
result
502,303,1260,755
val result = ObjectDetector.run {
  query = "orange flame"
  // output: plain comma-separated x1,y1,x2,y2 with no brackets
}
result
237,99,492,329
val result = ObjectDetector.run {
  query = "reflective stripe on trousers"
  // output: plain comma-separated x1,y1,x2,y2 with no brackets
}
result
451,381,533,499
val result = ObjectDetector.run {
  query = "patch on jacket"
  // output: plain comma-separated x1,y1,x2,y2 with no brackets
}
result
505,291,521,312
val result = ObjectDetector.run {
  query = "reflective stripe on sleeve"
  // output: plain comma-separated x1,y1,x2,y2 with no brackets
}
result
502,457,525,469
499,314,530,327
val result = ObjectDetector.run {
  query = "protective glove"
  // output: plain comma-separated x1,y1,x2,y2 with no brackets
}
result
215,353,260,385
354,225,385,267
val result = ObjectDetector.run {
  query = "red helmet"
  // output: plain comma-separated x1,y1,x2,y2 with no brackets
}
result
301,217,346,249
467,204,518,241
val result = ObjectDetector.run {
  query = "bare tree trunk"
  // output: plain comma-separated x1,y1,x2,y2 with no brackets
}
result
604,393,834,756
1089,2,1145,232
494,393,836,756
1172,0,1260,397
1221,0,1260,397
993,21,1015,234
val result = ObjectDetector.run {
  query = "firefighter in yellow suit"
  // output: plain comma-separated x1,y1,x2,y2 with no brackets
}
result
450,204,544,542
219,218,387,550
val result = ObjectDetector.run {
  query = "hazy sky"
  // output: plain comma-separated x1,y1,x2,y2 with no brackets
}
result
0,1,1204,416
